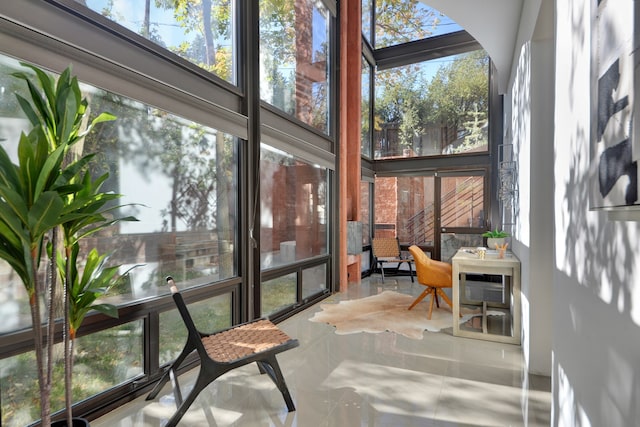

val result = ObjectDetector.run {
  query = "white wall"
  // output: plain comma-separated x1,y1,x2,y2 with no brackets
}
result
426,0,555,377
553,0,640,425
504,0,555,378
420,1,640,424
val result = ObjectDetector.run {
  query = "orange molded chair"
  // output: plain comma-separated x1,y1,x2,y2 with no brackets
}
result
407,245,453,319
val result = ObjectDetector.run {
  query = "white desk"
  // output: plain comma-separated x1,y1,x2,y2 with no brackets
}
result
452,248,521,345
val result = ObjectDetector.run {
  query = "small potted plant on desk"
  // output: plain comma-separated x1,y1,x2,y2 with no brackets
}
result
482,228,509,250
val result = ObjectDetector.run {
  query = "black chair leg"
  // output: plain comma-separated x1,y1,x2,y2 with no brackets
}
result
147,341,194,400
258,356,296,412
165,367,218,427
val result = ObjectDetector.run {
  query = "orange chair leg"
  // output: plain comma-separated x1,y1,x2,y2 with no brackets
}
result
436,289,453,310
436,288,461,317
427,291,436,319
408,287,432,310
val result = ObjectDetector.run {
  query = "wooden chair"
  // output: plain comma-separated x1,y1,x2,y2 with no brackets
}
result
372,237,414,283
407,245,454,319
146,277,299,426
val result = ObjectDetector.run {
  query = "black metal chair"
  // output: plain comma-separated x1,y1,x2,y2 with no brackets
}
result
146,277,299,426
372,237,414,283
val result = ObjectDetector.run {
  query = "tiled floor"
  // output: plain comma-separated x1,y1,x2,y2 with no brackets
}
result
93,275,551,427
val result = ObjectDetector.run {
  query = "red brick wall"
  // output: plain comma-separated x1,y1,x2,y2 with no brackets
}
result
374,177,398,238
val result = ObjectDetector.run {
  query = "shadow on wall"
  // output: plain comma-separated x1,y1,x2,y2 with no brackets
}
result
554,269,640,426
557,27,640,426
563,128,639,321
554,2,640,424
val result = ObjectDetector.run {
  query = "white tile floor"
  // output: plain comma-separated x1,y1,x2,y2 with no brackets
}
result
93,275,551,427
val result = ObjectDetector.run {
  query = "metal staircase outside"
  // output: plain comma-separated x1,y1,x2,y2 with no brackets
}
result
406,177,483,245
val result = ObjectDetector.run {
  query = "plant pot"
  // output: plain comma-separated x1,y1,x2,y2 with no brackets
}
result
486,237,506,249
51,417,90,427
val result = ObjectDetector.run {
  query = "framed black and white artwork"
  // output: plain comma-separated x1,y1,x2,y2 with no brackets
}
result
590,0,639,210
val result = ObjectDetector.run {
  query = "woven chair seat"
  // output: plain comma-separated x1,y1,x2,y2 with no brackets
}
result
372,237,414,283
146,277,298,427
202,319,293,363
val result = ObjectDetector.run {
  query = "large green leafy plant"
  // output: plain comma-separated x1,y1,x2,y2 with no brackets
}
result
0,63,135,426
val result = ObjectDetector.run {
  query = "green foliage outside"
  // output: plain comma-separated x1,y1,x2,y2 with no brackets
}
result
0,1,487,424
1,322,143,426
374,50,490,156
374,0,443,47
2,293,233,427
262,274,297,317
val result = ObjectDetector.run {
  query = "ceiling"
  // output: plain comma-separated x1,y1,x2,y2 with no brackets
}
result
422,0,533,94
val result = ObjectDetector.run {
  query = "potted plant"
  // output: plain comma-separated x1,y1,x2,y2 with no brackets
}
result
482,228,509,249
0,63,135,426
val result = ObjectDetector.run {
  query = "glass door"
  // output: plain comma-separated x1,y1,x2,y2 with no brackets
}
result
438,172,487,262
374,170,488,262
374,175,436,258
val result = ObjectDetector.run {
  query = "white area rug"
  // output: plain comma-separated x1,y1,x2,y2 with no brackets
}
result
309,290,503,340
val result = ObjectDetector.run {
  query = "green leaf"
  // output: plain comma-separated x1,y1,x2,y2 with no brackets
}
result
0,214,26,249
0,185,30,226
22,75,54,134
21,62,57,113
13,93,41,127
28,191,64,238
91,111,117,125
0,144,21,189
89,303,118,319
53,154,96,190
34,140,67,199
57,85,79,147
61,245,126,335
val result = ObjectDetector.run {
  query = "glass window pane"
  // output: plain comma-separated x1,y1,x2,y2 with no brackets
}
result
262,273,296,316
362,0,372,42
374,1,461,49
259,0,331,133
0,56,239,330
374,50,489,159
361,58,372,159
77,0,236,84
375,176,435,246
159,294,232,366
302,264,326,299
441,232,483,263
260,144,328,269
360,181,371,247
440,176,485,228
1,321,143,427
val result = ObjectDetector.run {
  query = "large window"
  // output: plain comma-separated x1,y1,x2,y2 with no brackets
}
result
374,173,487,261
260,144,328,269
0,0,337,424
440,175,485,229
0,57,239,314
375,176,435,245
1,321,144,425
77,0,236,84
374,50,489,159
159,294,232,365
361,56,372,158
0,55,239,426
259,0,331,134
362,0,373,43
361,180,372,248
374,0,461,49
259,143,329,316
